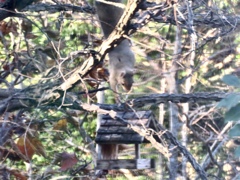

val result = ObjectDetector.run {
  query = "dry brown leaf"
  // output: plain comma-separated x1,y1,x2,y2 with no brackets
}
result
16,136,35,160
59,152,78,171
0,20,18,35
24,32,38,39
53,119,68,131
16,135,46,160
9,169,28,180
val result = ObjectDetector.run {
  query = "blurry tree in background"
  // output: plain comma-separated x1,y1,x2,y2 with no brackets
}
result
1,0,240,179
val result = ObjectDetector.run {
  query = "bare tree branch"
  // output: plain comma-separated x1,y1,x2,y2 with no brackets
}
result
0,88,231,115
22,3,95,14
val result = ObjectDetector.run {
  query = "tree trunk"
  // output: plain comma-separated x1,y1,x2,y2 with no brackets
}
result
167,25,182,180
159,32,167,179
182,1,197,178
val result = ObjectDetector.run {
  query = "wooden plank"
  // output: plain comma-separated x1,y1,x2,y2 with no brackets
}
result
137,159,155,169
122,111,152,119
123,111,151,119
100,119,149,127
102,111,152,120
95,133,143,144
102,112,124,120
148,115,158,130
95,111,155,144
100,119,125,126
98,127,137,134
121,111,135,119
96,159,155,169
135,144,140,159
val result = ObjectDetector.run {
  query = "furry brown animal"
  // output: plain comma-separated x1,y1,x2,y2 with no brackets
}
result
95,0,135,93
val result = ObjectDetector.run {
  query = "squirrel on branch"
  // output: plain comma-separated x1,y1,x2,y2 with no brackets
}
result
95,0,136,94
95,0,136,160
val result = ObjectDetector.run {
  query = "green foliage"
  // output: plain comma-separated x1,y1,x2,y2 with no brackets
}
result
229,124,240,137
218,74,240,158
234,146,240,158
222,74,240,88
217,93,240,110
218,74,240,122
224,104,240,122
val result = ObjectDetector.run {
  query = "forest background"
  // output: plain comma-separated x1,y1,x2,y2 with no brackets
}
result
0,0,240,179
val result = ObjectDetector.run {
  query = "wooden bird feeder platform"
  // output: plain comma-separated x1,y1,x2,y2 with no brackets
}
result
96,110,156,170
